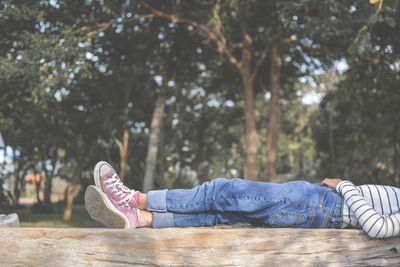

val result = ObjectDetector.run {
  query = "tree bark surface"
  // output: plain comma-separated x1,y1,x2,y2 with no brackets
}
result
63,161,83,222
0,227,399,266
242,76,257,180
115,87,133,183
239,0,258,180
44,159,57,205
264,46,282,182
142,86,166,192
12,170,24,206
119,128,129,182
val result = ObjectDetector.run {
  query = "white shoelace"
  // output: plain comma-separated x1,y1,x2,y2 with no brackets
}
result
104,173,137,208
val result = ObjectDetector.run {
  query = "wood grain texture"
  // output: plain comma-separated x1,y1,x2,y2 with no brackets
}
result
0,227,399,266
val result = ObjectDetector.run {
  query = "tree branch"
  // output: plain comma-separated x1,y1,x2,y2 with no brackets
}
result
299,43,337,59
250,46,268,82
281,36,338,59
209,0,226,50
138,0,239,68
74,14,155,36
114,138,123,153
239,0,251,70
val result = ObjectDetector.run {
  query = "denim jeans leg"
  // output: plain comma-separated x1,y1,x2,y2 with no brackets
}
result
147,189,168,212
147,178,283,217
147,178,344,228
152,210,257,228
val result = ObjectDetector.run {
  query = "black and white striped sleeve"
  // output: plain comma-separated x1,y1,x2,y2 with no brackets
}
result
336,180,400,238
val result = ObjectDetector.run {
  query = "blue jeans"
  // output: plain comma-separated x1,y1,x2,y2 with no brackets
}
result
147,178,343,228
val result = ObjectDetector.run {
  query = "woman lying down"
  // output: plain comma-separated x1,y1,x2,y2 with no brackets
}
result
85,161,400,238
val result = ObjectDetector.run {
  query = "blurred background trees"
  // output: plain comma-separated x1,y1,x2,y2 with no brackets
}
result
0,0,399,221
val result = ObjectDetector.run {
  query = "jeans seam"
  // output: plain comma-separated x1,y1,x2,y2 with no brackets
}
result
168,195,273,209
326,192,342,228
320,210,330,228
318,187,333,208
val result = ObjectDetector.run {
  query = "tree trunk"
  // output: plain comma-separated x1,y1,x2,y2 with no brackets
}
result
12,171,22,206
264,46,282,182
142,85,167,192
43,160,57,205
11,150,23,206
63,160,83,222
115,88,133,182
118,128,129,182
158,120,167,189
196,102,210,184
43,176,52,205
328,105,337,177
239,0,258,180
2,228,400,266
242,77,258,180
35,180,42,204
12,177,20,206
239,131,246,179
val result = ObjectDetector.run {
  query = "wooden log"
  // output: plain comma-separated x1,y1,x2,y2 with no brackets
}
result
0,227,399,266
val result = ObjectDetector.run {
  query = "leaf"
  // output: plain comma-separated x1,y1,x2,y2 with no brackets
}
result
369,0,380,4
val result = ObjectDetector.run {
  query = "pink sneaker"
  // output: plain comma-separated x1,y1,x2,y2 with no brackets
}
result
85,161,145,229
85,185,146,229
93,161,140,209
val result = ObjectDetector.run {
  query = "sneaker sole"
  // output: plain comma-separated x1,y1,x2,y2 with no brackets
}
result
84,185,130,229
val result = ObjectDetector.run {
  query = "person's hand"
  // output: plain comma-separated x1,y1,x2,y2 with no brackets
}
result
321,178,343,189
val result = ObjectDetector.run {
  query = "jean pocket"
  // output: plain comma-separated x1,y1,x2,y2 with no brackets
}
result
269,212,314,228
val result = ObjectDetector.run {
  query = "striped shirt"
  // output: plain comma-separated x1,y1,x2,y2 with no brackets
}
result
337,180,400,238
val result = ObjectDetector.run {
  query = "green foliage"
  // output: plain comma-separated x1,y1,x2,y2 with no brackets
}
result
0,0,399,213
310,0,400,185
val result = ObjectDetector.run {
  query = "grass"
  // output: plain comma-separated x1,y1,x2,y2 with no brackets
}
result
1,204,103,228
